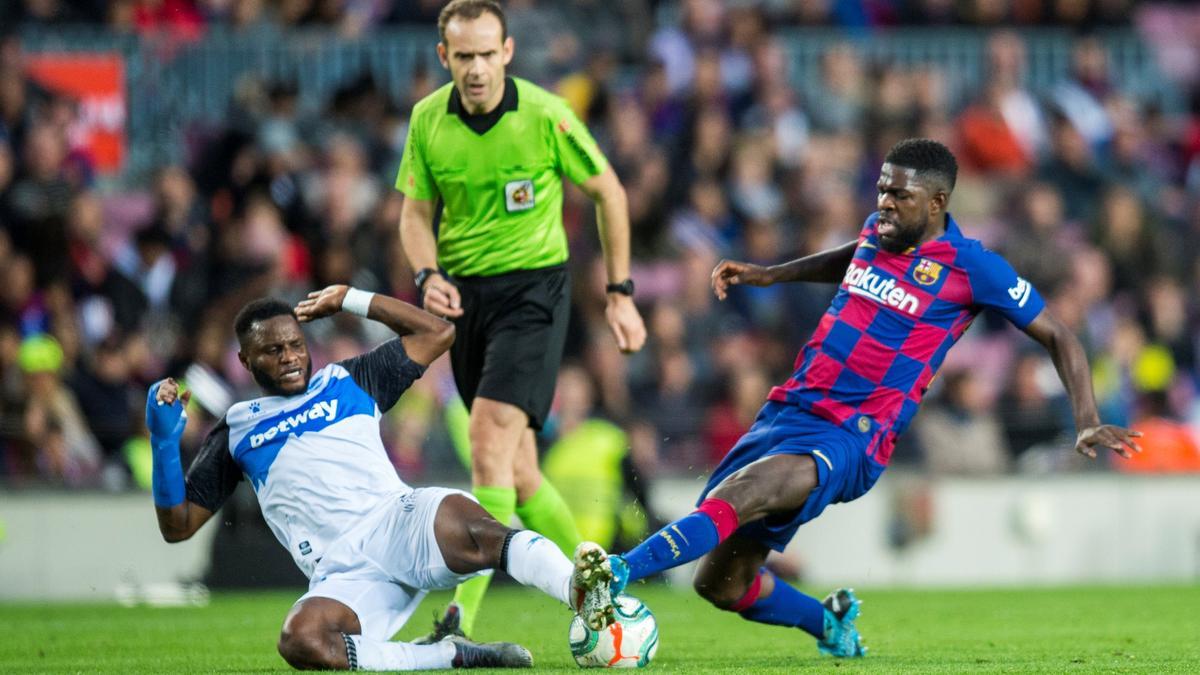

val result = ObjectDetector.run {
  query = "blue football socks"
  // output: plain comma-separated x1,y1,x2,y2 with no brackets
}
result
619,498,740,584
738,570,826,639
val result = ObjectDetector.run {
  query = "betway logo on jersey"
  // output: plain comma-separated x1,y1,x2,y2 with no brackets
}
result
843,265,921,315
249,400,339,449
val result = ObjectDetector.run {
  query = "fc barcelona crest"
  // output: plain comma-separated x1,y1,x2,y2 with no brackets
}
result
913,259,943,286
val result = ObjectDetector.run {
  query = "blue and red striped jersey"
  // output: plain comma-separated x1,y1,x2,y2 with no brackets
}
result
767,212,1045,465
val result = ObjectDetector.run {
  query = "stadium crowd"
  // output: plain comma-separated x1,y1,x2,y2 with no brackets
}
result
2,0,1200,493
0,0,1147,40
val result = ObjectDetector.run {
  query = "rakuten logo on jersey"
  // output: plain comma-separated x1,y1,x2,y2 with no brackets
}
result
843,265,921,315
249,399,339,448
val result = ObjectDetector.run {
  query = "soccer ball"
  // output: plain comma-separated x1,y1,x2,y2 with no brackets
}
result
568,595,658,668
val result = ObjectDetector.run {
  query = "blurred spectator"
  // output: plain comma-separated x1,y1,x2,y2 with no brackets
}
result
1037,112,1106,224
557,50,617,126
1,253,47,335
1122,390,1200,472
1142,276,1193,373
704,365,770,467
649,0,724,97
543,364,633,550
1051,36,1115,152
1106,102,1166,206
804,43,866,133
1119,344,1200,472
984,32,1048,161
0,322,23,473
914,369,1010,475
996,352,1073,462
18,334,101,485
506,0,579,83
113,223,177,318
1000,182,1073,293
68,334,138,465
636,344,706,467
1091,185,1177,296
729,137,784,222
6,123,72,284
957,81,1034,176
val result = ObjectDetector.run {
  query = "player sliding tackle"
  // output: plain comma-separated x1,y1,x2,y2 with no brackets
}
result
604,139,1142,658
145,285,616,671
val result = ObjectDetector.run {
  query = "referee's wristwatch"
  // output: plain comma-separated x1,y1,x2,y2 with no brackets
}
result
605,278,635,297
414,267,443,290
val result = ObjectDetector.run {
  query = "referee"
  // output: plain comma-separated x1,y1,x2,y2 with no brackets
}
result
396,0,646,639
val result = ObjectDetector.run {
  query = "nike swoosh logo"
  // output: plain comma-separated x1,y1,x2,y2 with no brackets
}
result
812,449,833,471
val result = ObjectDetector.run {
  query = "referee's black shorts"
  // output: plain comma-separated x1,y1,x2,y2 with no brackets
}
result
447,263,569,430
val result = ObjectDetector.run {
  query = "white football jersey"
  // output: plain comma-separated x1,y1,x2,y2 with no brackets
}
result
184,339,425,578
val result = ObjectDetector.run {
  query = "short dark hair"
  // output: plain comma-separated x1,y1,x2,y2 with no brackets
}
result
438,0,507,44
884,138,958,194
234,298,297,346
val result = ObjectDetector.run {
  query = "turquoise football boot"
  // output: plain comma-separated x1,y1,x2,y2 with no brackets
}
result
817,588,867,657
607,554,630,599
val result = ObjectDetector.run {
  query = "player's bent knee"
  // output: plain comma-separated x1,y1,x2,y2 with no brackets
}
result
277,627,342,671
463,517,507,569
693,576,749,611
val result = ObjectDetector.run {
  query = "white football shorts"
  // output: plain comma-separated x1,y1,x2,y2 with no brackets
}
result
297,487,484,640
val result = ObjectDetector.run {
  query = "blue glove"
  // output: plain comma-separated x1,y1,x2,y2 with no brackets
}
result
146,381,188,507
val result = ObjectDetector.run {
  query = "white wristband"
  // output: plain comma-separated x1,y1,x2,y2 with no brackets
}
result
341,288,375,317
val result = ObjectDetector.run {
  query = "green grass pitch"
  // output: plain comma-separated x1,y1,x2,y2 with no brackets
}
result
2,583,1198,673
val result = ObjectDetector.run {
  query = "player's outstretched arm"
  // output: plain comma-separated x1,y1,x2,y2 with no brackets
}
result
578,167,647,354
399,195,463,318
295,284,455,366
147,378,216,542
1022,310,1143,460
711,240,858,300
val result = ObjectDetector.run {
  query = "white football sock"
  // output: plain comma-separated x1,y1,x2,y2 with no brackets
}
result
345,634,455,671
504,529,572,606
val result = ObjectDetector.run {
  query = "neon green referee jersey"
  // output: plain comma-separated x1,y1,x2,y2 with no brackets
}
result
396,76,608,277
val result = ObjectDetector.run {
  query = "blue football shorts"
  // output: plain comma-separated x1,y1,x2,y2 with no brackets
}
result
698,401,886,552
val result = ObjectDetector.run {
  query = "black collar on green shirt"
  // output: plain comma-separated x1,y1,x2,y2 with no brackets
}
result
447,77,519,135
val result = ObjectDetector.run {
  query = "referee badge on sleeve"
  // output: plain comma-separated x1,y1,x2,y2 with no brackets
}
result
505,179,535,212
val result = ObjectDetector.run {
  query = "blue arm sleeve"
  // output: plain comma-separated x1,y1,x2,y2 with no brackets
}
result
146,382,188,508
963,245,1046,329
